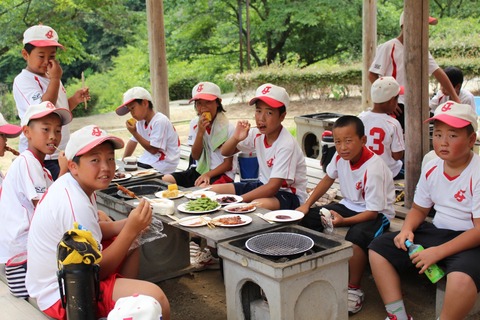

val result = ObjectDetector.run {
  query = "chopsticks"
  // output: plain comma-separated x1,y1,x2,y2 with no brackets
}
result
81,71,87,110
169,215,209,226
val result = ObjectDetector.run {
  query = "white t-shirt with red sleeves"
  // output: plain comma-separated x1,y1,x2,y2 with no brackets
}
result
130,112,180,174
237,126,308,203
359,111,405,177
0,150,53,263
429,88,476,113
13,69,70,159
26,173,102,311
369,38,439,105
327,146,396,220
415,154,480,231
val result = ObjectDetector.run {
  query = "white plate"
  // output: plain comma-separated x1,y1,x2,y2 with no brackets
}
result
184,190,217,200
155,190,186,200
177,202,221,214
112,173,132,182
177,216,212,227
131,169,158,178
262,210,304,222
214,194,243,205
211,214,252,227
223,203,256,214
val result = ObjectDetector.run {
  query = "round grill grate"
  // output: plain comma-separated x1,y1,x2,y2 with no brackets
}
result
245,232,314,257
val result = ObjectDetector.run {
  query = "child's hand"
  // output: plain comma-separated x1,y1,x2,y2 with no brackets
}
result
410,246,441,274
393,230,414,251
194,173,211,187
233,120,250,141
58,151,68,172
197,114,211,133
46,59,62,79
296,203,310,215
125,199,152,234
71,88,90,107
330,210,343,226
126,119,137,134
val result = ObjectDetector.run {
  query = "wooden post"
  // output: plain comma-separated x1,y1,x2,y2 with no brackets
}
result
362,0,376,110
246,0,251,70
403,0,430,207
238,0,243,73
146,0,169,117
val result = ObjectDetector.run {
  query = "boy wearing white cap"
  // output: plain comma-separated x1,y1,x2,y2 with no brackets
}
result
359,76,405,179
0,113,22,185
13,24,90,180
163,82,236,187
368,11,460,130
0,101,72,298
116,87,180,174
25,125,170,320
369,101,480,319
210,83,307,210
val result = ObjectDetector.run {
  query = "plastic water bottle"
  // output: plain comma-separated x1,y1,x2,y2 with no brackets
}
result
405,240,444,283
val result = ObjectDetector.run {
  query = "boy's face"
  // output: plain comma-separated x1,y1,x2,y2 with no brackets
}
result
127,100,150,121
0,134,6,156
255,100,285,135
68,142,116,196
195,99,218,119
332,125,366,163
22,46,57,76
432,121,475,163
23,113,62,156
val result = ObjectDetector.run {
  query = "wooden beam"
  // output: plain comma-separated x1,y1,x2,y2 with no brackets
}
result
362,0,377,110
403,0,430,207
146,0,169,117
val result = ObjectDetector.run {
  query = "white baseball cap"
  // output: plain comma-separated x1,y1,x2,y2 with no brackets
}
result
0,113,22,138
399,11,438,27
249,83,289,108
371,76,404,103
116,87,153,116
108,294,162,320
23,25,64,49
189,82,222,103
65,125,124,160
425,101,478,132
21,101,72,126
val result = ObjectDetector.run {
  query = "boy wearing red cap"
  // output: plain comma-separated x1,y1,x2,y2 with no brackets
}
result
163,82,236,187
369,101,480,319
26,125,170,320
0,113,22,186
210,83,307,211
13,24,90,180
0,101,72,298
368,11,460,130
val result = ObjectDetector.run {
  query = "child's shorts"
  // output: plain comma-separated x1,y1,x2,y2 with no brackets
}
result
233,181,300,210
369,222,480,291
171,167,232,187
43,273,120,320
300,203,390,251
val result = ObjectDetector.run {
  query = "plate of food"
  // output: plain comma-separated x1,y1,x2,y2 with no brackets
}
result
131,169,158,178
211,214,252,227
223,202,256,214
112,172,132,182
214,194,243,205
155,183,185,199
184,190,216,200
177,216,212,227
177,197,221,214
262,210,304,222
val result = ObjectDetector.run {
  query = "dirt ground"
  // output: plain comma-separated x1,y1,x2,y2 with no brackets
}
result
0,96,451,319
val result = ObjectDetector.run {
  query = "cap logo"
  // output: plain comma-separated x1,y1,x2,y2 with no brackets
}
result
46,102,55,109
261,86,272,95
45,30,54,39
91,126,102,137
197,84,204,92
441,102,454,112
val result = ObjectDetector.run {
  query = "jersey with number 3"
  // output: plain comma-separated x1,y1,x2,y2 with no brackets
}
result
359,111,405,177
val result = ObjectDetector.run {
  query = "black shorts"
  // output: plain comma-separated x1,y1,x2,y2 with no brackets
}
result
300,203,390,252
233,181,300,210
368,222,480,291
171,167,230,188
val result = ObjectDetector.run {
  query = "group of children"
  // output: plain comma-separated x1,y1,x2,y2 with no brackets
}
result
1,19,479,320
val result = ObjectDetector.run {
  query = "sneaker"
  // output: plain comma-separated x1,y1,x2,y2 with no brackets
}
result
348,287,364,314
190,241,201,258
385,313,413,320
190,248,220,271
